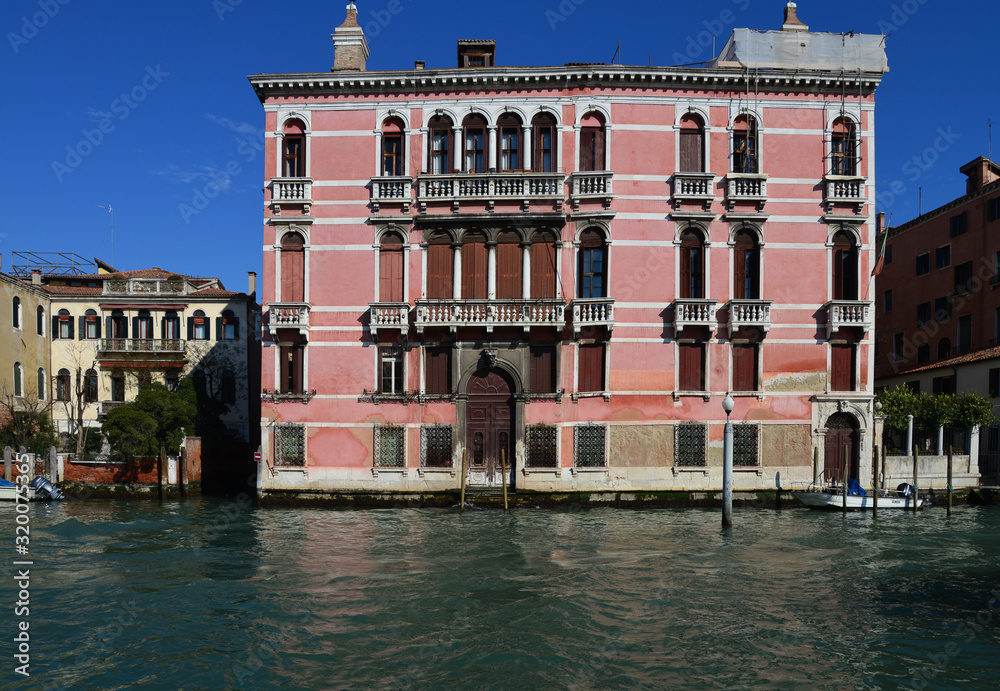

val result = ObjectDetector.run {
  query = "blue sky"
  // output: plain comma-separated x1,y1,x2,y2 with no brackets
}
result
3,0,995,292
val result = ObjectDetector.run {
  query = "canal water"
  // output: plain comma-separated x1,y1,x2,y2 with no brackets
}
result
3,499,1000,690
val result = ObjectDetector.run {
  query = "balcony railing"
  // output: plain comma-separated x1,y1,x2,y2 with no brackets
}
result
673,298,718,331
268,303,310,337
824,175,866,214
569,171,614,210
370,176,413,213
416,172,564,212
98,401,126,417
270,177,313,215
725,173,768,211
826,300,871,338
98,338,185,354
103,279,186,296
672,172,715,210
415,299,566,333
728,299,772,337
571,298,615,336
369,302,410,341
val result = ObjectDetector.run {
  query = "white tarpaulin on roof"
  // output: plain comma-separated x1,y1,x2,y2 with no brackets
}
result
716,29,888,73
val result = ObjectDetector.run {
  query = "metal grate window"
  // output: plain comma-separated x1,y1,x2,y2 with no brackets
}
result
675,422,707,467
274,423,305,467
733,423,760,467
574,424,606,468
526,424,558,468
374,424,405,467
420,424,453,468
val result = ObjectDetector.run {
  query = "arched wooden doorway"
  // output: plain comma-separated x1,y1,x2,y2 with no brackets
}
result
466,369,515,487
824,413,859,485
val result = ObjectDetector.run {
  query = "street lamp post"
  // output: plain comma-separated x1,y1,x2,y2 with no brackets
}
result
723,392,735,529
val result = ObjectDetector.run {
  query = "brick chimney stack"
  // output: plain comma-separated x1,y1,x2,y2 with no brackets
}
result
332,2,370,72
781,2,809,32
31,269,41,286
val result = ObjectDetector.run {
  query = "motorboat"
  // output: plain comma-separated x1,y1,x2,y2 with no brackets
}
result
792,480,924,510
0,476,63,502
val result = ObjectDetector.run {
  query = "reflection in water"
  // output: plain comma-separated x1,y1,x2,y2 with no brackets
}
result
3,500,999,689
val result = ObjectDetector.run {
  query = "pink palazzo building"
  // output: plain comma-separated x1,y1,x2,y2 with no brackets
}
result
251,3,888,500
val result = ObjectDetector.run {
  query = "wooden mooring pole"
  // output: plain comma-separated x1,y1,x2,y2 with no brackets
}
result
500,448,509,513
460,449,467,514
947,444,953,517
812,447,820,487
179,447,188,499
912,446,920,513
872,442,879,517
842,446,848,513
158,446,167,500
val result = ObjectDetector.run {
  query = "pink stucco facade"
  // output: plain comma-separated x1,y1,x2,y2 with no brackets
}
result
252,6,887,498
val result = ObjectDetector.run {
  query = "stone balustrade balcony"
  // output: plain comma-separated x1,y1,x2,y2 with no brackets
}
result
824,175,866,214
671,172,715,210
826,300,871,338
725,173,768,211
414,299,566,334
415,172,564,213
568,171,614,210
571,298,615,336
673,298,718,331
369,302,410,341
270,177,313,215
98,338,185,354
727,299,772,337
102,278,186,296
268,303,310,337
370,176,413,213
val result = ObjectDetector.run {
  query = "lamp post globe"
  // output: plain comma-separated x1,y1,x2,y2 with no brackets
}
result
723,393,735,419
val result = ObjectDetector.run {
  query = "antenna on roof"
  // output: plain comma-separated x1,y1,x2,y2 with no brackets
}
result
989,119,993,163
611,41,620,65
98,204,114,267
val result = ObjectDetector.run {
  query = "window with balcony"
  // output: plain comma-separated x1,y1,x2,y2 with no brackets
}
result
950,211,967,238
136,310,154,340
578,229,607,299
190,310,210,341
532,113,557,172
56,369,70,402
163,311,180,341
282,119,306,178
428,115,453,174
832,230,859,301
498,113,522,172
379,232,405,303
531,230,558,299
463,114,487,173
426,232,453,299
221,310,239,341
733,228,760,300
83,309,99,340
84,369,98,403
381,117,405,177
424,347,451,395
732,114,758,174
732,343,758,392
830,343,857,392
678,342,705,391
938,338,951,360
530,345,557,394
12,297,20,329
830,117,858,176
936,244,951,269
280,231,306,303
461,231,488,300
497,231,522,300
55,309,73,340
578,343,605,393
379,346,404,395
679,114,705,173
579,112,606,172
279,343,304,394
13,362,22,397
679,228,706,299
109,310,127,338
36,306,44,336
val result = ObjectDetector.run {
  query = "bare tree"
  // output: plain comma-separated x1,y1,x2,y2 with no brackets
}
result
54,350,100,457
0,384,55,453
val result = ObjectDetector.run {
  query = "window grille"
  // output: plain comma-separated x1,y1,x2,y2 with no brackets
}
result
675,422,707,467
574,423,606,468
733,423,760,467
374,424,405,468
526,424,558,468
420,424,453,468
274,423,305,466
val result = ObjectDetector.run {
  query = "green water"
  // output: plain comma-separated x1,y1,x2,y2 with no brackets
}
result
2,499,999,690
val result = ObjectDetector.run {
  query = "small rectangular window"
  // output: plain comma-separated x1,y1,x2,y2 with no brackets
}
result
420,424,453,468
380,348,404,395
733,423,760,467
675,423,707,467
883,290,893,313
935,245,951,269
932,376,956,396
274,423,305,467
915,253,930,276
526,424,558,468
916,302,932,327
950,212,967,237
194,318,207,340
223,318,237,341
374,424,405,468
990,369,1000,398
954,261,973,294
574,424,607,468
85,318,99,340
885,244,893,265
59,317,72,340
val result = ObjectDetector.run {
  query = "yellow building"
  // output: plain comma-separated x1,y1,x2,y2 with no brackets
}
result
0,266,52,416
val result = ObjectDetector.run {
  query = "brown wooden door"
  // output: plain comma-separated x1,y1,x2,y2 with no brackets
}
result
824,414,859,485
466,369,514,486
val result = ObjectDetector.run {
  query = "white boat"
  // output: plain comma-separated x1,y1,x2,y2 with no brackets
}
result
0,478,35,502
792,481,924,510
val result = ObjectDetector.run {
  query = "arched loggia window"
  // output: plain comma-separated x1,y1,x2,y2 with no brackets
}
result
679,228,706,299
532,113,557,172
497,113,523,172
732,115,758,174
463,114,488,173
679,114,706,173
832,230,859,301
733,228,761,300
282,119,307,178
428,115,454,174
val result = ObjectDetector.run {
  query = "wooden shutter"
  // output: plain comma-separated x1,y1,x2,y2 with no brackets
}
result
380,248,404,303
78,316,85,340
530,346,556,394
497,234,521,299
680,130,704,172
593,128,605,170
679,342,704,391
425,347,451,395
281,234,305,303
462,235,488,300
531,238,557,299
579,343,604,393
291,345,303,393
734,231,757,300
733,344,757,392
831,344,854,392
426,241,452,299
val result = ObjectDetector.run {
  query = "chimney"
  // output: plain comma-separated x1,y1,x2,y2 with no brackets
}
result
332,2,370,72
248,271,257,298
31,269,41,286
782,2,809,32
876,212,886,236
414,60,425,70
960,157,1000,195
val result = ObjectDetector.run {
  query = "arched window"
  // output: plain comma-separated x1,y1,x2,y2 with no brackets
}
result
938,338,952,360
579,112,606,172
282,119,307,178
13,362,22,397
189,309,209,341
379,232,405,303
83,308,100,340
679,228,706,299
532,113,557,173
84,369,98,403
578,229,607,299
36,305,44,336
12,297,20,329
461,231,488,300
732,115,758,174
426,232,453,299
280,231,306,303
832,230,859,301
679,114,706,173
831,117,858,176
381,117,405,177
497,113,523,172
428,115,453,174
55,308,73,340
497,231,522,299
56,369,71,402
733,228,760,300
462,114,487,173
37,368,46,400
531,230,558,299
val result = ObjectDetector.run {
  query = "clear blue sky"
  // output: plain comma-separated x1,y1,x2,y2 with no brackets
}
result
3,0,995,291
